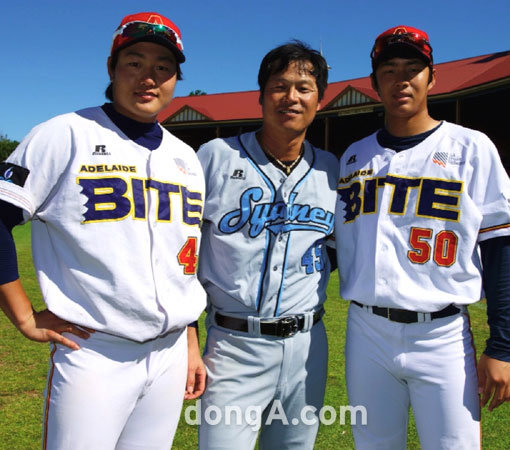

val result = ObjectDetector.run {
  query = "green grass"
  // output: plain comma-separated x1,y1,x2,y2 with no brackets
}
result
1,223,509,449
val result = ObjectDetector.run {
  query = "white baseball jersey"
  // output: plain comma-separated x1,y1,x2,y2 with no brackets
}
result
335,121,510,311
0,106,206,342
197,131,338,317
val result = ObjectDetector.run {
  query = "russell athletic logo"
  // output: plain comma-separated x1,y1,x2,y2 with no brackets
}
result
230,169,246,180
346,154,357,165
93,145,111,156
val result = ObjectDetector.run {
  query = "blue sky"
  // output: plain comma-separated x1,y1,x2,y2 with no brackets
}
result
1,0,508,141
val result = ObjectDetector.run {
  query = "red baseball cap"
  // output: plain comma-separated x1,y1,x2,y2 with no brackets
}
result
371,25,432,71
111,12,185,63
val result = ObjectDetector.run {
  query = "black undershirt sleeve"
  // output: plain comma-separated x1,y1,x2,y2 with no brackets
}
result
0,200,24,284
480,235,510,362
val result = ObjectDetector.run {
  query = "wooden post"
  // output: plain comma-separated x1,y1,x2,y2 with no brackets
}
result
324,117,330,151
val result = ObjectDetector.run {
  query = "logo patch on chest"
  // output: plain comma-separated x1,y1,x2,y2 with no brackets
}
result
432,152,448,167
174,158,197,176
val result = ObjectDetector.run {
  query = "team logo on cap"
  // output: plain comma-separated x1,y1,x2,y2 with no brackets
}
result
393,27,408,35
147,14,164,25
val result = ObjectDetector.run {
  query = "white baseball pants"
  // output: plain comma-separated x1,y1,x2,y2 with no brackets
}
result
42,328,187,450
345,303,480,450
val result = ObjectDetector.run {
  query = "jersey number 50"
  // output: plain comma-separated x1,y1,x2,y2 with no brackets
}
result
407,227,458,267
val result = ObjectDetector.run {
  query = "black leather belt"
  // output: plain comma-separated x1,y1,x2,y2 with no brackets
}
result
352,301,460,324
215,309,323,338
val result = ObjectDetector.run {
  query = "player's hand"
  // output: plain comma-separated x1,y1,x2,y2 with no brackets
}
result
185,351,207,400
17,308,94,351
477,353,510,411
185,325,207,399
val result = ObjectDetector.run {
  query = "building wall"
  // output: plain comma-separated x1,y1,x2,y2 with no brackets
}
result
165,85,509,172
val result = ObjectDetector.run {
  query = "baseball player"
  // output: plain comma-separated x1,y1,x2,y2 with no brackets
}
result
0,12,206,449
335,25,510,449
194,41,338,449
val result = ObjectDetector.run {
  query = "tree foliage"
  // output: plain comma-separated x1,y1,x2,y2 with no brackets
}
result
0,134,19,161
189,89,207,96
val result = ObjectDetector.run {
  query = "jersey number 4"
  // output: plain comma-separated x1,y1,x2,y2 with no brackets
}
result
178,237,198,275
407,227,458,267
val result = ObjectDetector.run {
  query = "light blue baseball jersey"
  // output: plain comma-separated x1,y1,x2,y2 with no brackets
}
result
197,131,338,317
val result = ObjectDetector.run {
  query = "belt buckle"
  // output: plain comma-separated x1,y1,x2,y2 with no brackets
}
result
388,308,417,324
277,316,299,337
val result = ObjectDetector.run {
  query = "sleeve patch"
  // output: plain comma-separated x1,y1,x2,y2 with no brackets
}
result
0,163,30,187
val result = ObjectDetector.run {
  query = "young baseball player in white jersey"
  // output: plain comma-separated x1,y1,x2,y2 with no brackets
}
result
335,25,510,449
195,42,338,449
0,12,206,449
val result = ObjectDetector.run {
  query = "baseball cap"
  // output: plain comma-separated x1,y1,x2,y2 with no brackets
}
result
371,25,432,71
111,12,185,63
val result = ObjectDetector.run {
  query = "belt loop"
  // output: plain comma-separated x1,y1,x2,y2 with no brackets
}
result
247,316,261,337
302,312,314,332
417,312,432,323
212,311,219,327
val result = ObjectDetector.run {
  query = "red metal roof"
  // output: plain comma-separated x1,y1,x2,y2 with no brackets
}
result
429,51,510,94
159,51,510,123
158,90,261,122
